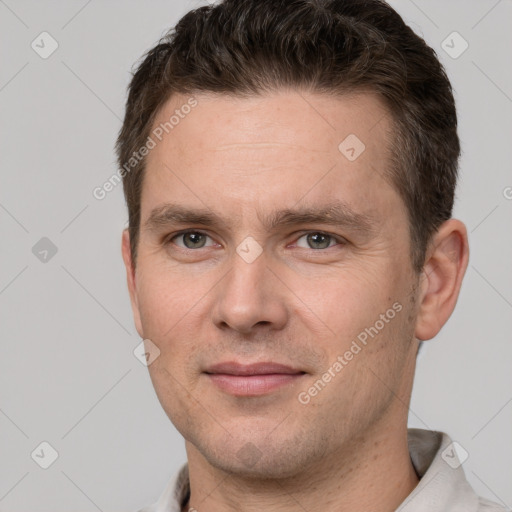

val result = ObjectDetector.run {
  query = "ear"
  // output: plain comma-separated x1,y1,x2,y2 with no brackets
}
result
121,228,143,337
415,219,469,341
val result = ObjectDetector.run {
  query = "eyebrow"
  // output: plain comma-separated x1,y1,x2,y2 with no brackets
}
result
143,201,377,237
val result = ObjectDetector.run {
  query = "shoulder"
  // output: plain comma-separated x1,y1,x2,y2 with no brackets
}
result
476,496,509,511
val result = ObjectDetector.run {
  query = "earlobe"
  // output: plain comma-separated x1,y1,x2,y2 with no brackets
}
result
121,229,144,337
414,219,469,341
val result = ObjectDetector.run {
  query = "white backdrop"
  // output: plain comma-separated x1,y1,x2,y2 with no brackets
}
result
0,0,511,510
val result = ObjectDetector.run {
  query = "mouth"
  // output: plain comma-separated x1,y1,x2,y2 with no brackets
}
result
203,361,306,396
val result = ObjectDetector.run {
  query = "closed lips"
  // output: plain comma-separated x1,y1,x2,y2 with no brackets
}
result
204,362,305,375
204,362,306,396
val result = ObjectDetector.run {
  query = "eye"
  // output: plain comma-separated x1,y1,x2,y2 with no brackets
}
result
165,230,345,252
294,232,344,250
168,230,217,249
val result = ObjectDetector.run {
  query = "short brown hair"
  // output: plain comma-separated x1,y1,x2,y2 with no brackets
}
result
116,0,460,272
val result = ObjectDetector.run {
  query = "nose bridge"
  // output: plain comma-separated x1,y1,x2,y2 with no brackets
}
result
212,245,287,333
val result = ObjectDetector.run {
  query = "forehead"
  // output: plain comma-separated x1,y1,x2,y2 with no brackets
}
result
149,89,391,158
141,89,403,230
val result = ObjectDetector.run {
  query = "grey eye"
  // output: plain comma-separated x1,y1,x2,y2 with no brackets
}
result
296,233,336,250
173,231,212,249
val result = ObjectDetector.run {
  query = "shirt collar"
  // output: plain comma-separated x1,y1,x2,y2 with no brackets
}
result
398,428,479,511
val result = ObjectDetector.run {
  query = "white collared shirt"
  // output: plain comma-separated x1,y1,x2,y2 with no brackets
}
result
137,429,507,512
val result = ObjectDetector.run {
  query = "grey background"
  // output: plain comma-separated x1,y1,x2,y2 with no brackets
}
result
0,0,511,510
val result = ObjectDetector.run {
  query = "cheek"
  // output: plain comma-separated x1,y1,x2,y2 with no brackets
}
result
290,262,413,395
136,265,208,376
288,263,394,334
298,298,414,427
146,361,202,438
135,260,204,336
138,283,178,336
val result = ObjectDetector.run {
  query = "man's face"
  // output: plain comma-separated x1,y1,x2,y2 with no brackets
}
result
124,90,421,477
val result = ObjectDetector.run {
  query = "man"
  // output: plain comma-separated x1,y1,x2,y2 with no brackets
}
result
117,1,505,511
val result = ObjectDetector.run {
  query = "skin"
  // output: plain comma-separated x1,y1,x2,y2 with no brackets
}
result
122,89,469,512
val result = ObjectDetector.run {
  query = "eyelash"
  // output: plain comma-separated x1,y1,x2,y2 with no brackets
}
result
165,229,346,251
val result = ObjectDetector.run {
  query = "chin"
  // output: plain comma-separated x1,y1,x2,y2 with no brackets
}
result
192,427,327,481
208,452,305,480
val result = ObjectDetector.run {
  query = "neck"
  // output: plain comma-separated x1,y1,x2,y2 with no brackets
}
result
183,418,419,512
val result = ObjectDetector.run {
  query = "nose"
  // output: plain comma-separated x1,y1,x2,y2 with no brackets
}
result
211,248,289,335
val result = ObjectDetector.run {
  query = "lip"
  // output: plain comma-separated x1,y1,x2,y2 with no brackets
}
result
205,361,303,376
204,361,306,396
